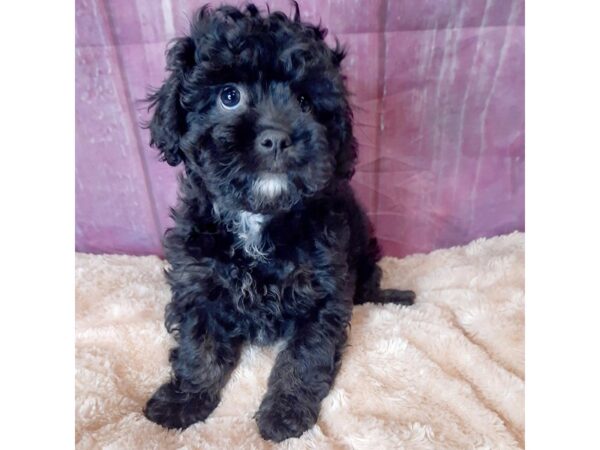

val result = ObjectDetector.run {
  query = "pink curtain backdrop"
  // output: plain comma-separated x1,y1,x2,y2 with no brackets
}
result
76,0,524,258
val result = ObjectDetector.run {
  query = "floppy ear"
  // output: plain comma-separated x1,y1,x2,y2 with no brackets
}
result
331,39,346,68
334,106,358,180
328,42,354,178
147,37,196,166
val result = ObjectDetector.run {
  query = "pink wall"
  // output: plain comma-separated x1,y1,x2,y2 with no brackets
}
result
76,0,524,258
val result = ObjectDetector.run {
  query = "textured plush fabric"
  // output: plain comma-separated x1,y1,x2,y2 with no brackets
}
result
75,232,524,449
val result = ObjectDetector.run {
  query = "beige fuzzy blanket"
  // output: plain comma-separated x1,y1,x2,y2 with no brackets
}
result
75,232,524,450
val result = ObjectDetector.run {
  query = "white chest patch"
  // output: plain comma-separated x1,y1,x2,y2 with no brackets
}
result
235,211,268,259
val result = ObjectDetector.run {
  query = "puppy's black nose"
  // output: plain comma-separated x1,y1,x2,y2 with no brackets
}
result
257,130,292,153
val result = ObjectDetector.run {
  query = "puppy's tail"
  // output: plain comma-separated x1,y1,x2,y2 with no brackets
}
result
354,286,416,306
372,288,415,306
354,258,415,306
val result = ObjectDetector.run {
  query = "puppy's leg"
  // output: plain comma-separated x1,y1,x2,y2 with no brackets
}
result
144,332,241,430
256,302,350,442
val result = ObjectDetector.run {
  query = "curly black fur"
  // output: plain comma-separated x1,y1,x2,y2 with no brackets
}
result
142,3,415,442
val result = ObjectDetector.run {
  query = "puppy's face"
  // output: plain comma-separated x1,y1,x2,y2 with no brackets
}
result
190,80,333,214
148,5,356,214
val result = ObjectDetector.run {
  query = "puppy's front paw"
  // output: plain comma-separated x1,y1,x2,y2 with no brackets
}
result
143,382,219,430
255,393,319,442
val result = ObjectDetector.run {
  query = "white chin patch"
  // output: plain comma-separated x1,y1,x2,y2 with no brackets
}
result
253,174,288,198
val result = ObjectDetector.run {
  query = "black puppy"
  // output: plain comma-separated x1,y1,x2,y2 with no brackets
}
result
143,3,414,442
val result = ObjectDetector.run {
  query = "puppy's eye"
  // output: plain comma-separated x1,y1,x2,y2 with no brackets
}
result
219,85,242,109
297,95,312,113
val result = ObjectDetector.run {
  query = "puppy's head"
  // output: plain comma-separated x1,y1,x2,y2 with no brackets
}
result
148,3,356,214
